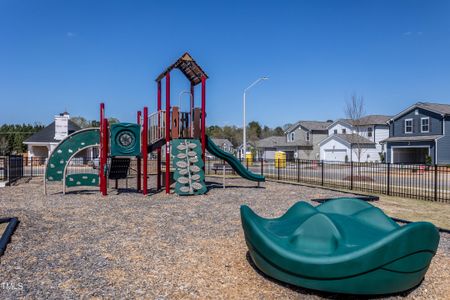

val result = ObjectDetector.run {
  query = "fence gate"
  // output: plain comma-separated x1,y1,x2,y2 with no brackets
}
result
7,155,24,183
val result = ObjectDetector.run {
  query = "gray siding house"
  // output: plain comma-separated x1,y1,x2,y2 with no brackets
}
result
210,138,234,153
384,102,450,164
256,120,331,160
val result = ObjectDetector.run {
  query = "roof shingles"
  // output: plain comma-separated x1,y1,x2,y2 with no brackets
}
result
256,136,311,148
286,121,332,133
334,134,375,145
24,121,81,144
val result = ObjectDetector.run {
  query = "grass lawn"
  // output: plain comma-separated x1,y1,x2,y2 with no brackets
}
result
374,195,450,229
265,178,450,229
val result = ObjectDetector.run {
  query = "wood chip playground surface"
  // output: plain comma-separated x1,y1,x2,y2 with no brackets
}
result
0,176,449,299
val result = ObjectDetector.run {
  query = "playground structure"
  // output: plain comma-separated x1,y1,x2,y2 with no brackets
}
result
44,53,264,196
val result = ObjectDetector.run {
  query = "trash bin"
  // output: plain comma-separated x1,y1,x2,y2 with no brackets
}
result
275,151,286,168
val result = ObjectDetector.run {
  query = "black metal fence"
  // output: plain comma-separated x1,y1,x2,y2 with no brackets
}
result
17,156,155,178
0,155,24,183
205,158,450,203
5,156,450,203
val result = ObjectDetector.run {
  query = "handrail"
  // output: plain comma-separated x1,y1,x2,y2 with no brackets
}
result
148,107,201,143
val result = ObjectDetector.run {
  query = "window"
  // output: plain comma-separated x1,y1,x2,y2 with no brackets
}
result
342,129,347,134
290,132,295,141
306,132,310,142
421,117,429,133
405,119,413,133
368,127,373,138
333,129,338,134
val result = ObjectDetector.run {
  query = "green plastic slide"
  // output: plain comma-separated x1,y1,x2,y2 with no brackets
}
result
205,136,264,182
241,198,440,295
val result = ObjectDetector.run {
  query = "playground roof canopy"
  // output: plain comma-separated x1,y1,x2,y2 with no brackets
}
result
155,52,208,86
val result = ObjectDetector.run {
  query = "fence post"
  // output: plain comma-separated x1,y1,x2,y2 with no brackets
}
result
277,159,280,181
435,164,438,202
7,156,11,182
260,158,264,176
350,161,353,190
387,163,391,196
297,159,300,183
321,160,324,186
30,157,33,178
207,157,210,175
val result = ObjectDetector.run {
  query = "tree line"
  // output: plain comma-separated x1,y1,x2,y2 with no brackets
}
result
0,124,45,155
206,121,286,147
0,118,285,155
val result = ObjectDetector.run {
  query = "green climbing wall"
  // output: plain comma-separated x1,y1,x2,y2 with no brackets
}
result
66,173,99,187
172,139,207,196
46,128,100,182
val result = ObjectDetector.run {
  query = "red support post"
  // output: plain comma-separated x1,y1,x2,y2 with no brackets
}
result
157,81,162,190
190,83,195,137
201,76,206,165
137,110,142,192
142,107,148,195
101,118,109,196
165,73,171,194
99,103,107,195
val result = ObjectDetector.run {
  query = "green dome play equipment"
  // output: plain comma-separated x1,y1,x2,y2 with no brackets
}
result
241,198,439,295
44,53,264,196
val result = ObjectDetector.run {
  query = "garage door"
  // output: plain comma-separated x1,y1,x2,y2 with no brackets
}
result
392,148,428,164
263,150,276,160
324,149,347,162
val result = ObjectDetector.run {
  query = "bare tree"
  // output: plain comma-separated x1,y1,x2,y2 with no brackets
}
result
344,94,366,163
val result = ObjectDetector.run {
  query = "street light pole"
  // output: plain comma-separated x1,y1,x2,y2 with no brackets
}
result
243,77,269,159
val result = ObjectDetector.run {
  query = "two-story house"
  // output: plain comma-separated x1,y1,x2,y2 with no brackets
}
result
319,115,390,162
383,102,450,164
256,121,331,160
210,138,234,153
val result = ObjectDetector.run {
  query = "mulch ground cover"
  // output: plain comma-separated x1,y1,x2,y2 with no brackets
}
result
0,176,448,299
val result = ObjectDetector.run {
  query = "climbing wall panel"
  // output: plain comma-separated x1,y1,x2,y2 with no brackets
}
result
45,128,100,182
172,139,207,195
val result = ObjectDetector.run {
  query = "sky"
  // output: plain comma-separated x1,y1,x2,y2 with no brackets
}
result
1,0,449,128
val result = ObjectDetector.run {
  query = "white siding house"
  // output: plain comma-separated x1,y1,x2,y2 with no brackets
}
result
328,120,353,136
23,112,98,164
23,112,82,159
320,115,391,162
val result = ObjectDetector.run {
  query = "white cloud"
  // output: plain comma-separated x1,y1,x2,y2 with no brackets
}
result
66,32,76,38
403,31,423,36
